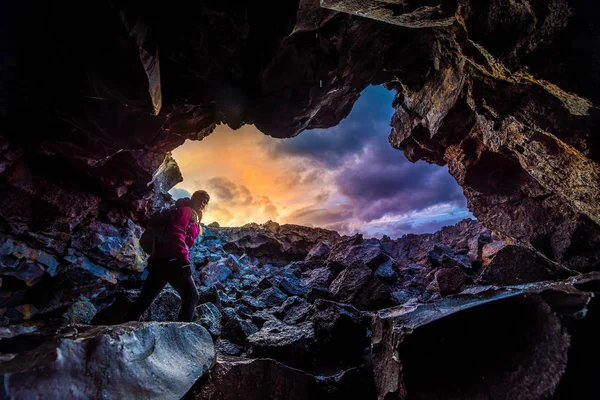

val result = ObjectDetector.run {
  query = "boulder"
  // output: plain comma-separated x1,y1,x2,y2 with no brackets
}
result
279,272,310,297
312,299,368,365
302,267,333,288
328,236,389,273
0,322,214,400
256,277,273,289
144,288,181,322
257,287,288,307
428,244,455,267
221,308,259,345
191,356,377,400
216,339,243,356
305,241,331,261
274,296,313,325
201,262,232,286
238,296,267,311
429,267,468,296
371,282,593,400
329,266,393,310
195,302,222,337
440,253,472,270
248,320,315,368
481,241,507,266
479,245,563,286
374,258,398,283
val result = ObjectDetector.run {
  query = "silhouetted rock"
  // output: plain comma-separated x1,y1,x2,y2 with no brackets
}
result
478,245,564,285
143,288,181,322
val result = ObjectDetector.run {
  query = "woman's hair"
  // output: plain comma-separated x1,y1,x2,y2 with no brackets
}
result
191,190,210,211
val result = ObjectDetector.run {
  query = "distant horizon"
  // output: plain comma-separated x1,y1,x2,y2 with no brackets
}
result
171,85,472,238
189,215,479,241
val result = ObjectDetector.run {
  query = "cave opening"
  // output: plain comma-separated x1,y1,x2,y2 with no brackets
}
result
169,85,471,238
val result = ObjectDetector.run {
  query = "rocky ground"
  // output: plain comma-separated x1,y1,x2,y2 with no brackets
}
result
1,218,599,399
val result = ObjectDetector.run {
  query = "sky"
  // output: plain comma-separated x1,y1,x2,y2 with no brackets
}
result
170,85,472,239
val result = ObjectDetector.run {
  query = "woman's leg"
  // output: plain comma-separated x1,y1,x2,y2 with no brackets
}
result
169,263,200,322
124,260,169,322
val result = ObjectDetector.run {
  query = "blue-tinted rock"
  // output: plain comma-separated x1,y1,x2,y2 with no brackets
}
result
202,262,232,286
375,259,398,283
279,273,309,297
257,287,288,307
62,300,97,325
196,302,222,337
0,322,215,400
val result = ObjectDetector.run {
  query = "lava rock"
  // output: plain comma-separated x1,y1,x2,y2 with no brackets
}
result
428,244,455,267
329,266,393,310
275,296,314,325
279,272,310,297
195,302,222,337
221,308,259,345
257,287,288,307
144,288,181,322
429,267,467,296
202,262,232,286
374,258,398,283
216,339,243,356
62,300,97,325
302,267,333,288
312,299,368,365
478,245,562,285
256,277,273,289
0,322,215,399
248,320,315,368
371,282,592,400
305,240,331,261
191,356,377,400
238,296,267,311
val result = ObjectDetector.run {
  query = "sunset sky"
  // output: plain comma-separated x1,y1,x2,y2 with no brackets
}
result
170,85,472,238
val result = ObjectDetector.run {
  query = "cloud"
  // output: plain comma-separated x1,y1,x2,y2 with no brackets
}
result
266,85,397,168
200,176,280,225
169,187,191,199
171,84,472,237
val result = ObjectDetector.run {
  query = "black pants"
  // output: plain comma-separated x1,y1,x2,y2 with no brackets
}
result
125,258,199,322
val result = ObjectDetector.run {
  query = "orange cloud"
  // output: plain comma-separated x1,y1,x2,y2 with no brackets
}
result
171,124,333,226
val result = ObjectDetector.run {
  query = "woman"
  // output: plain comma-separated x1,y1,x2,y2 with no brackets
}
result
126,190,210,322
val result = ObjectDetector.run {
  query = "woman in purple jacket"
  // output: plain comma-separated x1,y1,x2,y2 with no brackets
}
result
126,190,210,322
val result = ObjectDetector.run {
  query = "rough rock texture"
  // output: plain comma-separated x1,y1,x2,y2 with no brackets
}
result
191,356,377,400
1,1,600,396
2,0,598,278
371,280,593,400
0,322,215,400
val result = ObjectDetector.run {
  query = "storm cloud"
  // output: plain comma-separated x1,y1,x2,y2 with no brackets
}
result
171,85,471,238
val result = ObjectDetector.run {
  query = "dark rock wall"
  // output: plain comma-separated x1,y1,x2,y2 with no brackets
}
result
2,0,598,274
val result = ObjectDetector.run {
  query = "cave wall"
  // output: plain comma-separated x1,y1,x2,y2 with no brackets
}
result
0,0,599,273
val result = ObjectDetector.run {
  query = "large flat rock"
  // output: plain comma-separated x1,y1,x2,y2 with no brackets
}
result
0,322,215,400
